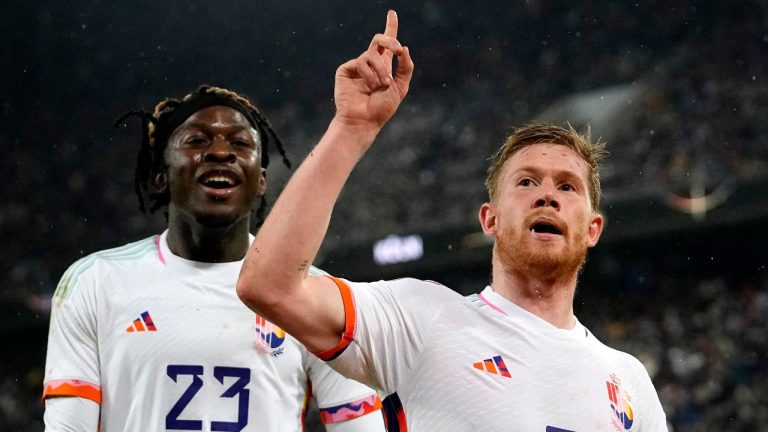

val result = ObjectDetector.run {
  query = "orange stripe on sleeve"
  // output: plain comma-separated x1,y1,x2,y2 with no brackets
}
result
43,379,102,405
314,276,356,361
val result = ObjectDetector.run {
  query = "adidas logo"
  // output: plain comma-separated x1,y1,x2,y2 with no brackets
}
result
126,311,157,332
473,355,511,378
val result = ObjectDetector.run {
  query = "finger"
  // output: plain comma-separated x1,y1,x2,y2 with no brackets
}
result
363,50,392,87
393,46,414,97
381,10,399,64
384,10,398,38
355,55,384,90
337,56,380,91
367,34,403,76
368,34,403,55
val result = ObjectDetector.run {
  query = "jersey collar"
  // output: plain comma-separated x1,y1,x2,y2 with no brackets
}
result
479,286,589,340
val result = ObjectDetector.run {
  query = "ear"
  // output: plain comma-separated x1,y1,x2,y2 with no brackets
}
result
478,202,498,237
153,171,168,192
586,212,604,248
258,167,267,196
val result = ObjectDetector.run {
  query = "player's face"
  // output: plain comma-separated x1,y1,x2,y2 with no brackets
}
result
163,106,266,227
479,143,603,279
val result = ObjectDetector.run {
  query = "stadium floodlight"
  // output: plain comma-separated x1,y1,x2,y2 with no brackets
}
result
373,234,424,265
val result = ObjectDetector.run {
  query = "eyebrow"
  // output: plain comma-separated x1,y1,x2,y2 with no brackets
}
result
512,165,586,185
182,122,252,132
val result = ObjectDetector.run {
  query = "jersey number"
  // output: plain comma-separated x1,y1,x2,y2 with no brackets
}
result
166,365,250,431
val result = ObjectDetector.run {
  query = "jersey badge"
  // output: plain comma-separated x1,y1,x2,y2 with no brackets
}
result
125,310,158,332
254,314,286,356
472,355,511,378
606,373,635,430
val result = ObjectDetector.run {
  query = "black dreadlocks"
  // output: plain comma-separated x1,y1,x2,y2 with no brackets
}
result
115,85,291,227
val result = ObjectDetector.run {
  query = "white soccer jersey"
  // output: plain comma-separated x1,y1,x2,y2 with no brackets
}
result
320,277,667,432
43,232,382,431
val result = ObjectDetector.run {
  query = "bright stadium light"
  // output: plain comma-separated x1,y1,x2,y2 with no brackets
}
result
373,234,424,265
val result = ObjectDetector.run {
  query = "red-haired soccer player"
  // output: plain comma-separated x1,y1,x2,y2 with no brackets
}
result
237,10,667,432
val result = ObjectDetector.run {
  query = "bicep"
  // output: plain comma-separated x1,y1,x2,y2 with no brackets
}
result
269,274,346,355
44,397,100,432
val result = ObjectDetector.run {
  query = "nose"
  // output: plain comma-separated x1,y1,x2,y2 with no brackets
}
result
533,193,560,211
203,136,236,163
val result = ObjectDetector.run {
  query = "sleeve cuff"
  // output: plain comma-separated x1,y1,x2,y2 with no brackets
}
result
43,379,102,405
314,276,357,361
319,394,382,424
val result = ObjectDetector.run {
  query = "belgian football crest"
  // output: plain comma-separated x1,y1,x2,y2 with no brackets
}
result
254,314,286,356
606,373,635,431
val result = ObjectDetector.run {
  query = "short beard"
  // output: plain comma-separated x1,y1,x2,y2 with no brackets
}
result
496,231,587,282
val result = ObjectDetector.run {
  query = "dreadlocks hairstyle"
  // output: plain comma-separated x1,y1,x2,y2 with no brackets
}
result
115,85,291,226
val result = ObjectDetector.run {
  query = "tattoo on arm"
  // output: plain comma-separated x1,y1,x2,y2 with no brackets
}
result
298,260,309,272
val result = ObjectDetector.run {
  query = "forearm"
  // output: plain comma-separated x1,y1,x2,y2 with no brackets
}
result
238,118,379,313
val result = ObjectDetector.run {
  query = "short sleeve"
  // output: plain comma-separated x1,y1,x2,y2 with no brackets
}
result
302,347,383,427
632,359,669,431
43,258,102,405
326,278,459,396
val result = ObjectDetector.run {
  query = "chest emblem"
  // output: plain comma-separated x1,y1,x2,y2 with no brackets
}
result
606,373,635,430
472,355,512,378
254,314,286,356
125,311,157,332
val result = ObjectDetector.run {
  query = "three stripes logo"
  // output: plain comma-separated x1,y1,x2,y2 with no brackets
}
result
126,311,157,332
472,355,511,378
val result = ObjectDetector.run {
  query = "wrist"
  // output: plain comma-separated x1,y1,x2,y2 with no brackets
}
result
327,117,382,153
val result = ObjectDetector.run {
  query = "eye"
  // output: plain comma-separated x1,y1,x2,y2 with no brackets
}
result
559,183,574,192
186,136,208,146
518,178,534,187
232,139,252,148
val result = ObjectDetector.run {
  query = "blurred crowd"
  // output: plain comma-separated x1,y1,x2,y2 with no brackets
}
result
1,0,766,430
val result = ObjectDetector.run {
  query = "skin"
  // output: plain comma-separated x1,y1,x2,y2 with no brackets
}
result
237,10,413,353
160,105,267,262
478,143,604,328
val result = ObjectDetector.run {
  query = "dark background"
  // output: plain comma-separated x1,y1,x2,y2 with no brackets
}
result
1,1,766,430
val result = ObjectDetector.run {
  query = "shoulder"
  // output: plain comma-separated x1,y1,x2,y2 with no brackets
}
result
588,332,655,379
356,277,460,300
54,236,160,302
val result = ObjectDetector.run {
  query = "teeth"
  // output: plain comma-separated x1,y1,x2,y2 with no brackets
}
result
206,176,235,185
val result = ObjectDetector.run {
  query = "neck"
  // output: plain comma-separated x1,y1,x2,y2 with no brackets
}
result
166,210,252,263
489,252,578,329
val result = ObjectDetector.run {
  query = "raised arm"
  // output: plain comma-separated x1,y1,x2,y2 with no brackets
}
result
236,10,414,354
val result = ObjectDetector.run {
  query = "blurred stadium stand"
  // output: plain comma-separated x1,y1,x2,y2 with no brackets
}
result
1,0,766,430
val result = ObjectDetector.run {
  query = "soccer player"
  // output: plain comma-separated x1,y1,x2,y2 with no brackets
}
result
237,10,668,431
42,85,385,431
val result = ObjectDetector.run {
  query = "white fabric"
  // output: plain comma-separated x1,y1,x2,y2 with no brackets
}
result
44,231,383,431
44,397,100,431
331,278,668,432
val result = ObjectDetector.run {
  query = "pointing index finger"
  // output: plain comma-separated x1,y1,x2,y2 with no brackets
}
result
384,10,398,38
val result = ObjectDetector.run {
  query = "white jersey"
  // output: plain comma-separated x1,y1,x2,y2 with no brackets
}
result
320,277,667,432
43,232,382,431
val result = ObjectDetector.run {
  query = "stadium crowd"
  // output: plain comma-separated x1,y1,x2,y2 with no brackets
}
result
1,0,766,430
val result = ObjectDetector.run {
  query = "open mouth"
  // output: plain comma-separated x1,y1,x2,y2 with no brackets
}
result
198,171,242,190
529,220,563,235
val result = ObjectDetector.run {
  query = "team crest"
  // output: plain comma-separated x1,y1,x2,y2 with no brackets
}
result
254,314,286,356
606,373,634,431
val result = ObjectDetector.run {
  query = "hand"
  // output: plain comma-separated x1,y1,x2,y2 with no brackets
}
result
333,10,415,129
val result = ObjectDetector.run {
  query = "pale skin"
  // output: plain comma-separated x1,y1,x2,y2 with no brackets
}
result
479,144,604,329
236,11,602,360
237,10,413,353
